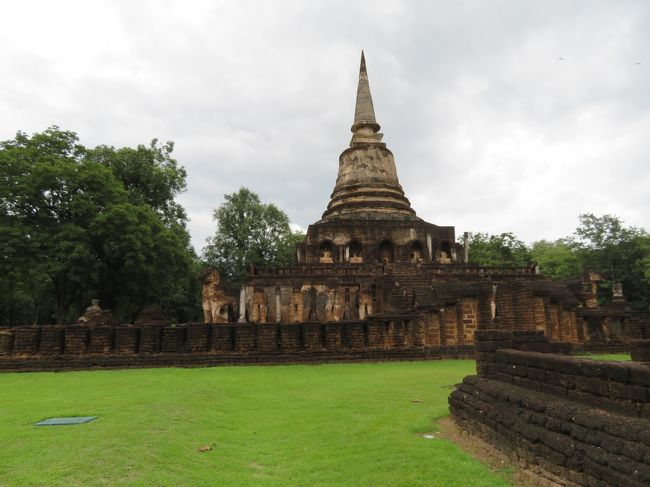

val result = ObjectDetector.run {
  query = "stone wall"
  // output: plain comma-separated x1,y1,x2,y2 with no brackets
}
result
450,330,650,486
0,317,474,372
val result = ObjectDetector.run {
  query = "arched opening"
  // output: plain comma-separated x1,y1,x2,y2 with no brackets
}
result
378,240,394,264
410,241,424,263
218,305,228,320
437,241,452,264
348,240,363,263
319,241,334,263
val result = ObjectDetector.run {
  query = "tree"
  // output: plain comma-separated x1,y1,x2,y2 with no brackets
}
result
568,213,650,309
90,203,199,321
202,188,303,285
464,232,531,266
530,239,581,279
463,216,650,310
87,140,188,228
88,140,200,322
0,127,200,324
0,128,126,323
570,213,646,278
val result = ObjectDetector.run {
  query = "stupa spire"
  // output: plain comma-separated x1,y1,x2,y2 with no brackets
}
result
352,51,380,134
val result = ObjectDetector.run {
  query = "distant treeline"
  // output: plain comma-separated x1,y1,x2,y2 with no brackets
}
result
463,214,650,310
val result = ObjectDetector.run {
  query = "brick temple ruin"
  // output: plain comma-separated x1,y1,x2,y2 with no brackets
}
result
0,52,647,371
204,52,648,348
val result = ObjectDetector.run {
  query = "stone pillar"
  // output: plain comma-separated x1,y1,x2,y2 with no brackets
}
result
612,282,625,303
275,288,282,323
490,285,497,321
463,232,469,264
238,286,247,323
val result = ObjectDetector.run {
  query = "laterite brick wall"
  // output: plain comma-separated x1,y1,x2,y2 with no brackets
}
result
450,330,650,486
0,317,474,371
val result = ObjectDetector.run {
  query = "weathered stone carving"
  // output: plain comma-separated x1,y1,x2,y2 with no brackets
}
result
250,289,268,323
319,242,334,264
436,251,450,264
76,299,113,326
358,289,373,319
135,304,169,326
201,269,235,323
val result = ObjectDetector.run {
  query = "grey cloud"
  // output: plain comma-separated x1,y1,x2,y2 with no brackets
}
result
1,0,648,251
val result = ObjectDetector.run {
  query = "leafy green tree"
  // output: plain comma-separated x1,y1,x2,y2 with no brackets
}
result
465,232,531,266
569,213,650,309
0,128,125,323
88,140,200,321
0,264,53,325
88,140,187,227
570,213,646,277
530,239,581,279
90,203,199,322
0,127,200,324
203,188,303,285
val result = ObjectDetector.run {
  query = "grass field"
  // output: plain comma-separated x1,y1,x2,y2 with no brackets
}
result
0,360,515,487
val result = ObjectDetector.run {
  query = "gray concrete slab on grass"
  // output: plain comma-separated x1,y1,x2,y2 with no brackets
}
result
35,416,97,426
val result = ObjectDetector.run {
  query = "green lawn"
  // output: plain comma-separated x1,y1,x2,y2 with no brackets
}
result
0,360,511,487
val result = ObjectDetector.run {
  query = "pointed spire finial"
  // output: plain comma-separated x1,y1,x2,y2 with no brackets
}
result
352,50,381,140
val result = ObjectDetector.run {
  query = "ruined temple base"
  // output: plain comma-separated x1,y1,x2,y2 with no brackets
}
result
438,417,569,487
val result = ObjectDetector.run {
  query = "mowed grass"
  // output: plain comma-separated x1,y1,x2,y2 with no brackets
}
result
0,360,512,487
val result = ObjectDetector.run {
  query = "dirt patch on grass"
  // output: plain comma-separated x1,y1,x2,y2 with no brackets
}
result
438,417,574,487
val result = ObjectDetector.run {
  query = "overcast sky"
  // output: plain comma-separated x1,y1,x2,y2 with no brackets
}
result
1,0,648,252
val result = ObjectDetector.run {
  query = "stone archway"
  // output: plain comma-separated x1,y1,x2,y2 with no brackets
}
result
319,241,334,263
437,241,452,264
348,240,363,263
378,240,394,264
410,241,424,263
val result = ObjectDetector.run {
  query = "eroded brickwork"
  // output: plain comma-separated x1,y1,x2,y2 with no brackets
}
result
0,314,479,371
450,330,650,486
533,296,546,333
460,297,478,344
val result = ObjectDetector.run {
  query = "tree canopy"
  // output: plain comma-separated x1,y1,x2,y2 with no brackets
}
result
465,232,531,266
464,214,650,310
202,187,303,285
568,213,650,308
88,140,188,228
0,127,200,325
529,239,581,280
